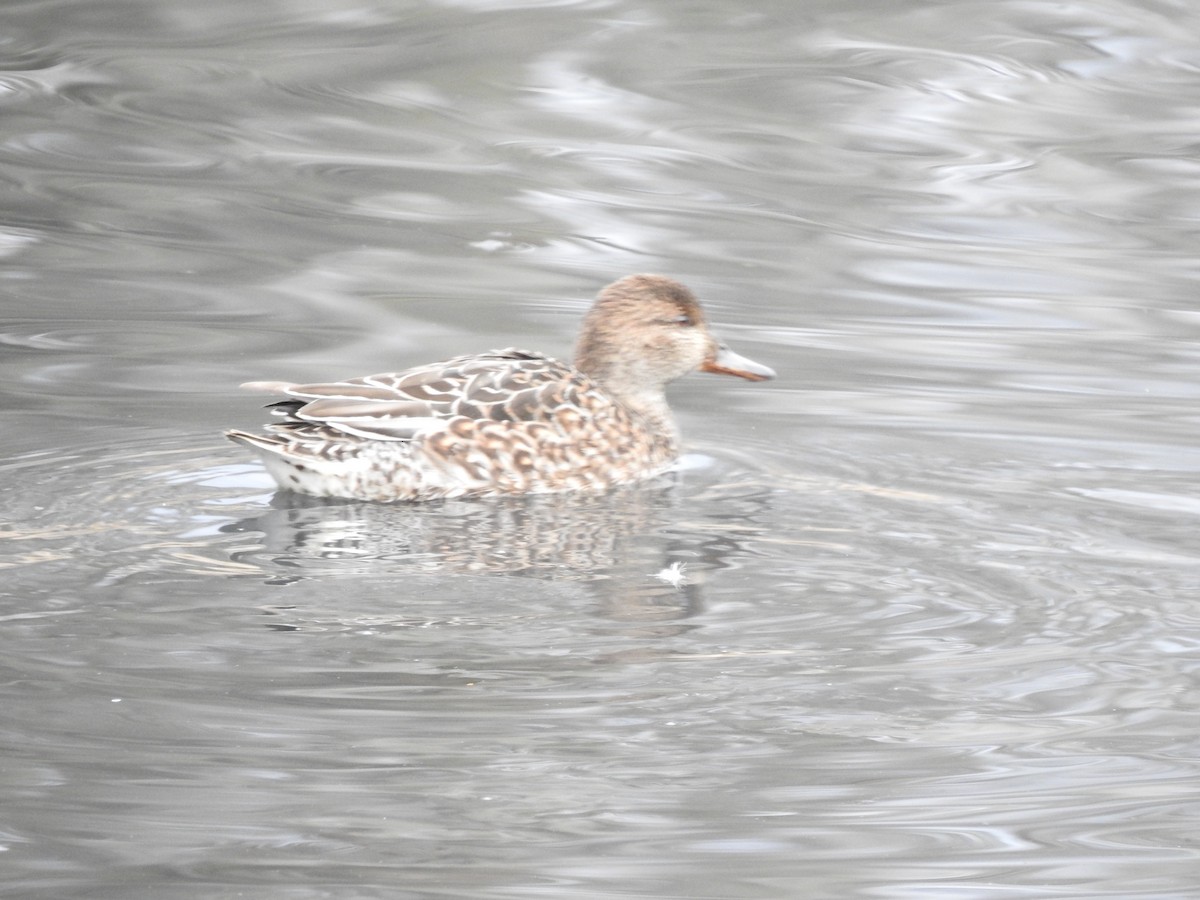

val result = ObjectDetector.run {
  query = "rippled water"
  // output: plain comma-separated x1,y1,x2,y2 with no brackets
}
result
4,0,1200,897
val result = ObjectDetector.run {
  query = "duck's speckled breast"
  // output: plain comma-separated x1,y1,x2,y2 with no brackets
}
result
414,384,679,498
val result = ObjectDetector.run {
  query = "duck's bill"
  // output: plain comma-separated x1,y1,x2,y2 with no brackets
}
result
701,343,776,382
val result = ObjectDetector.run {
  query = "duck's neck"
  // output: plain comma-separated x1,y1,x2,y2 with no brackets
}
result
609,383,679,445
575,348,679,444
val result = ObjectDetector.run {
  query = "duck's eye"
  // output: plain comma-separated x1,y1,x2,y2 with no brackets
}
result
667,314,693,326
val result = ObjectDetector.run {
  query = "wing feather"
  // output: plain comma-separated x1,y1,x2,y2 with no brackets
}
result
244,349,586,443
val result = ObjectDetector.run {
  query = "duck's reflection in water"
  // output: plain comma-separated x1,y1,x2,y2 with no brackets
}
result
222,474,775,634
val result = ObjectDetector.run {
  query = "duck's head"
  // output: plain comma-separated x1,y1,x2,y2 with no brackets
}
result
574,275,776,398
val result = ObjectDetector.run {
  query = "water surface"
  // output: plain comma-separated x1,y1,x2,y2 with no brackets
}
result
3,0,1200,897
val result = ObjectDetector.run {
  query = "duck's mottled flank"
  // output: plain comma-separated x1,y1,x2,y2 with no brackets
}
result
226,274,775,501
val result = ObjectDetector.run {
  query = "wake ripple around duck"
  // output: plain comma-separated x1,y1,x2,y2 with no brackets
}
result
0,432,786,589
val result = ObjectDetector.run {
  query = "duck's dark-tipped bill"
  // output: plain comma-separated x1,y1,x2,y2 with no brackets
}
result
701,343,776,382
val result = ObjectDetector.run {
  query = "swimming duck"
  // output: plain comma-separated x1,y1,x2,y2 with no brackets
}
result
226,274,775,501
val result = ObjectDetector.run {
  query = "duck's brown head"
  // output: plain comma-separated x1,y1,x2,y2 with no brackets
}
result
574,274,775,400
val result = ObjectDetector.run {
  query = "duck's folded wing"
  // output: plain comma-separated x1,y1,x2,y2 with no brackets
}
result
242,349,585,442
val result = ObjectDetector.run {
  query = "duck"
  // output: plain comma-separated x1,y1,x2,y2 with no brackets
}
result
226,274,775,502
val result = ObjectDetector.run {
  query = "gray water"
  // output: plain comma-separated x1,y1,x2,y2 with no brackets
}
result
3,0,1200,897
